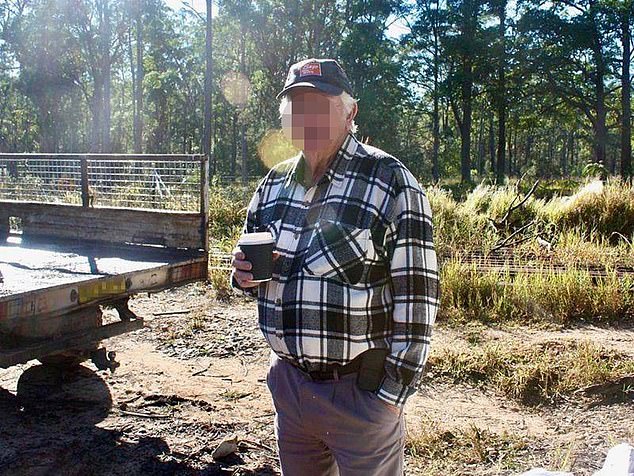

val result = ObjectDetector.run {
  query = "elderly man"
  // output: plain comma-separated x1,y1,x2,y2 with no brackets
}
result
231,58,439,476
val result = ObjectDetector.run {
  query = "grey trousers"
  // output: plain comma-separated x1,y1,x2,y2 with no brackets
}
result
266,353,405,476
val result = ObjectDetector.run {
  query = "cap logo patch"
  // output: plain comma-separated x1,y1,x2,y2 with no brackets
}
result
299,62,322,77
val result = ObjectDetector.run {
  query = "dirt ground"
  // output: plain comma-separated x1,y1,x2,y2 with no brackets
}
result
0,282,632,476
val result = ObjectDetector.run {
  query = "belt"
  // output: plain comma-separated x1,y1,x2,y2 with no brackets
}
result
289,355,362,382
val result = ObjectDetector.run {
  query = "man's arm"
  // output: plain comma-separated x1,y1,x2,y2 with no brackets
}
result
376,178,439,408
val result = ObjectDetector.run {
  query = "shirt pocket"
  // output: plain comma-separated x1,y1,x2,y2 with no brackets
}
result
302,219,373,285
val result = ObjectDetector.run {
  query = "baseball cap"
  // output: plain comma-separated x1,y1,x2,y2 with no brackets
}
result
276,58,354,99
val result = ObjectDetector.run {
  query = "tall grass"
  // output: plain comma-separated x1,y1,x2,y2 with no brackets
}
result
426,186,498,256
427,178,634,262
540,179,634,240
208,179,257,251
440,260,634,324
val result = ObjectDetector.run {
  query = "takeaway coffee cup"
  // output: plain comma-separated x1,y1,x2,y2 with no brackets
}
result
238,232,275,282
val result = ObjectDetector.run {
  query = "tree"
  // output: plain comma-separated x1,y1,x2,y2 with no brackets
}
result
444,0,488,183
518,0,619,168
406,0,448,181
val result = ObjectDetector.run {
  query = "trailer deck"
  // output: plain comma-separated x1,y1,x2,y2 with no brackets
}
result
0,233,207,324
0,234,205,297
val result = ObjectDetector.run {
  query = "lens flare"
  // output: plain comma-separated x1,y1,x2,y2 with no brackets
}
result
257,129,299,170
221,71,251,108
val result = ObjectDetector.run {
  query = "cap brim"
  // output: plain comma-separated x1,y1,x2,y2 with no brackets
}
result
276,81,343,99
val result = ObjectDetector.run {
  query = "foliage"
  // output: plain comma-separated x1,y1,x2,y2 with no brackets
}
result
1,0,632,181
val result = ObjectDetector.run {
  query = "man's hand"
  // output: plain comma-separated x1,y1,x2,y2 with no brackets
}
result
231,247,258,288
231,247,280,288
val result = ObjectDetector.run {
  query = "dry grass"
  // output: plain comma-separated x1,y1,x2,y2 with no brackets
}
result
428,338,634,406
426,186,498,256
207,267,233,302
406,420,530,474
539,179,634,241
428,179,634,262
440,260,634,324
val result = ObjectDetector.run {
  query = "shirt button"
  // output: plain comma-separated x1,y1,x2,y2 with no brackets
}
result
275,298,281,305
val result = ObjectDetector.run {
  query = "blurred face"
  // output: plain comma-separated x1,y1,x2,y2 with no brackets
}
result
281,88,348,153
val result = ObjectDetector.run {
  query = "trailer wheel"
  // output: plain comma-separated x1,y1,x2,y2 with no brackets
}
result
38,352,87,368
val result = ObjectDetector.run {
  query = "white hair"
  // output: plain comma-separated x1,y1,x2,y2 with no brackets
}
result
279,91,358,134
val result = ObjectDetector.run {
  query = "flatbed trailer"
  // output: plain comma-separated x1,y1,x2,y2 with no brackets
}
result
0,153,209,371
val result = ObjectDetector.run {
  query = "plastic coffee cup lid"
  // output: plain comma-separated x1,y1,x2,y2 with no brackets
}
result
238,232,275,245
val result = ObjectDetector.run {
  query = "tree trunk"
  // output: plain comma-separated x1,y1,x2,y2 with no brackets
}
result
90,73,103,153
102,0,111,152
432,62,440,182
591,1,608,167
477,116,485,175
134,0,144,154
431,5,441,182
507,127,513,176
495,0,507,184
457,0,477,183
203,0,214,173
241,122,248,184
621,5,632,178
488,114,495,174
231,111,237,179
525,134,533,174
560,132,568,177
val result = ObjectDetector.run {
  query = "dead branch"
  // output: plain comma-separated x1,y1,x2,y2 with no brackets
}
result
499,179,540,226
491,221,536,252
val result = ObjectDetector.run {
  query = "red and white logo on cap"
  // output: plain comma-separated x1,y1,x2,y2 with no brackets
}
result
299,62,322,77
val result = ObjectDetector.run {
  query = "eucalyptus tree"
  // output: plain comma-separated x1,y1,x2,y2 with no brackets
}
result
518,0,620,168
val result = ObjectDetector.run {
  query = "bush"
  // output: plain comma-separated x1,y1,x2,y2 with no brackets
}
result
208,179,256,247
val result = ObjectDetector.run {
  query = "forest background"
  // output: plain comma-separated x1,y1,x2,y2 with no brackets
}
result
1,0,633,186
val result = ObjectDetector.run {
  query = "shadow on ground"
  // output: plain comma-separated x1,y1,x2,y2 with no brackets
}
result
0,364,277,476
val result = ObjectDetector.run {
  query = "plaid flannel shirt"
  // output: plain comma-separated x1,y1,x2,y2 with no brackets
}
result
232,134,439,407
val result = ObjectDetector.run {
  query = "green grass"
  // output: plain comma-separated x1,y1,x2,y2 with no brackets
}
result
440,260,634,324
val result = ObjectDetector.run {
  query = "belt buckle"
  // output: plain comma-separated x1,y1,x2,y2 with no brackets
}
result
310,366,339,382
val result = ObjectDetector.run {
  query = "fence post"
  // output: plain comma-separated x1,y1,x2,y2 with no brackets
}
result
200,154,210,256
80,156,90,207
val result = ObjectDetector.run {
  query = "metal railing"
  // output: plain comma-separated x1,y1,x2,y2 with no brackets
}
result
0,153,207,212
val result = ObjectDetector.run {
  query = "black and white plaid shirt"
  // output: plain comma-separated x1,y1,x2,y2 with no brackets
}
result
234,134,439,407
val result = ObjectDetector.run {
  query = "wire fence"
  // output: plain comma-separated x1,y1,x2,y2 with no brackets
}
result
0,154,204,211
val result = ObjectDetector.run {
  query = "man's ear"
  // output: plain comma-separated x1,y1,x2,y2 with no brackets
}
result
347,102,358,127
349,102,358,121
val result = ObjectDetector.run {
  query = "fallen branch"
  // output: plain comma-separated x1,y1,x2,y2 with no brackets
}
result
119,409,171,419
491,221,536,252
153,309,191,316
192,363,213,376
240,438,276,453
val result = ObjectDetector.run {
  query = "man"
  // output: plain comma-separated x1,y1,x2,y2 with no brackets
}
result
231,58,439,476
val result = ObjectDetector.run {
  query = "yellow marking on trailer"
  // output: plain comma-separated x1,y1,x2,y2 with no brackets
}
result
78,277,127,304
